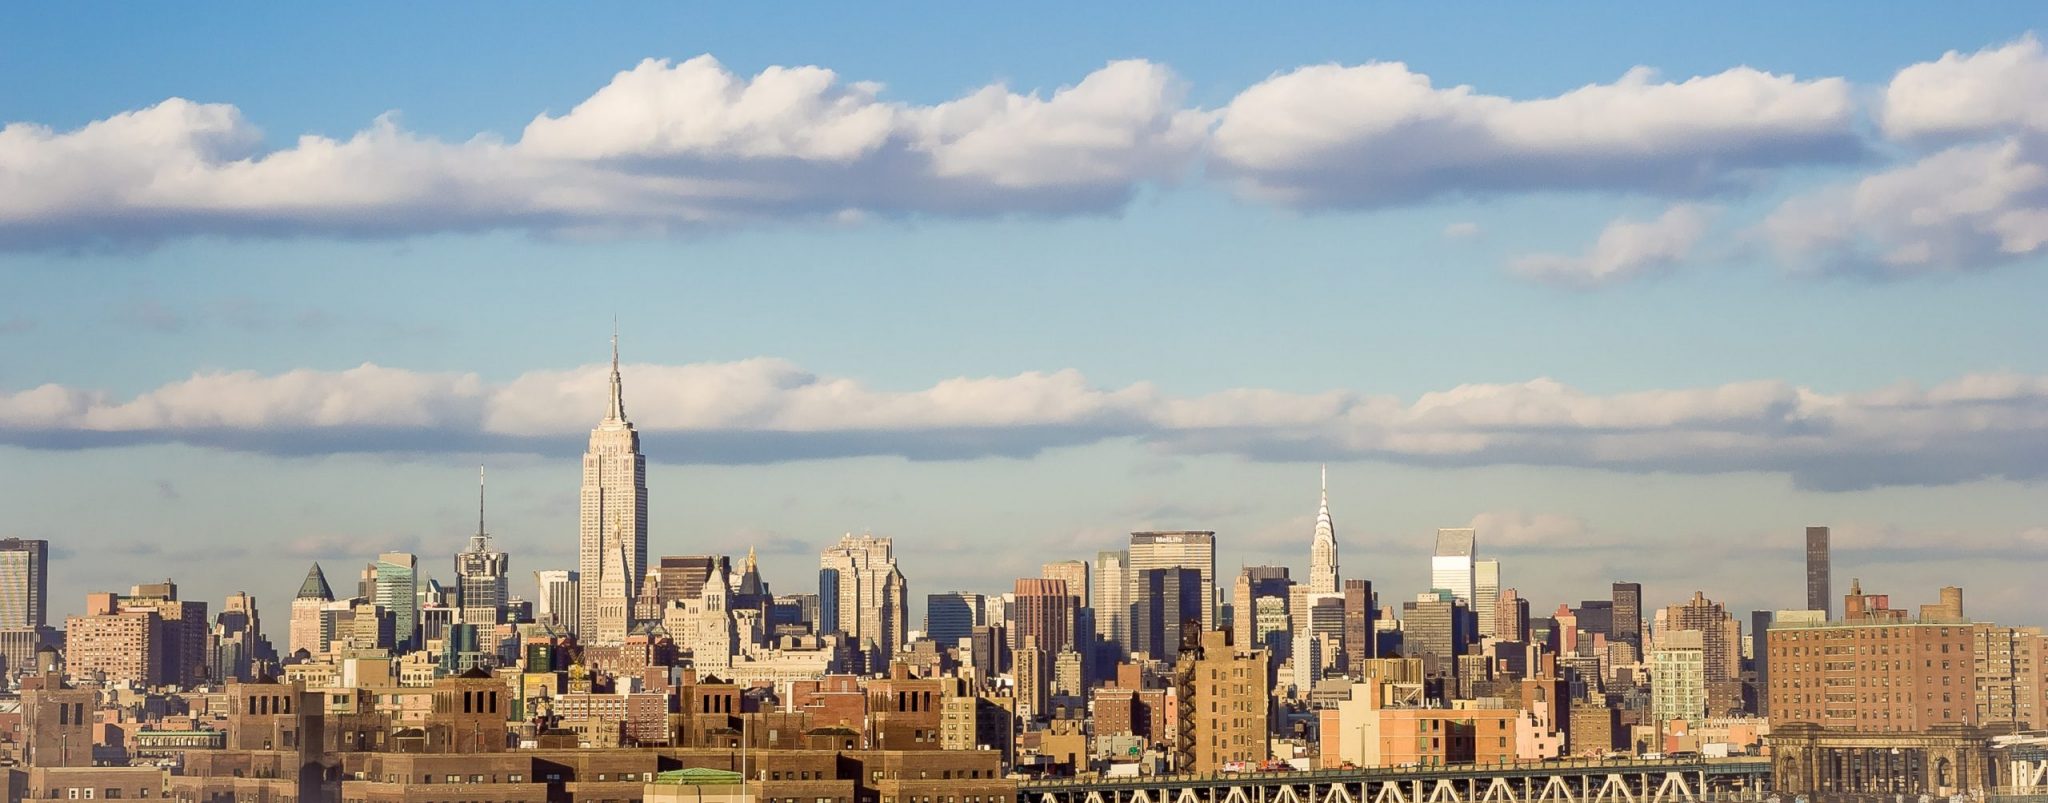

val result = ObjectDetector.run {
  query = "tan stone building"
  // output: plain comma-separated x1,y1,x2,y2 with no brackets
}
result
1972,623,2048,728
1177,629,1268,773
64,593,163,686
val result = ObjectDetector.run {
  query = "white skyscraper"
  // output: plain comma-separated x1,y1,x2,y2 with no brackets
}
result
534,570,578,631
577,333,648,643
1094,550,1130,650
1308,465,1339,596
1474,559,1501,639
819,533,909,664
1430,528,1476,606
289,563,334,657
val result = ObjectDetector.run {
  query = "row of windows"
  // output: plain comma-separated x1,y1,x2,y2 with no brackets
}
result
51,789,152,800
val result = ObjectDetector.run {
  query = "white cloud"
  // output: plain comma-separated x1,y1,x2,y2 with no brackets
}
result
0,57,1205,248
1882,35,2048,141
1509,204,1716,286
1210,62,1859,207
1764,136,2048,275
1757,35,2048,277
6,359,2048,491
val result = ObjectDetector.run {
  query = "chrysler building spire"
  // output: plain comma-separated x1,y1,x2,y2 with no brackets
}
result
1309,464,1340,595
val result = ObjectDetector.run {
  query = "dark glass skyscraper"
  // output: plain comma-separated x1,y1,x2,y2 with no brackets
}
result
1611,581,1643,648
1806,526,1831,617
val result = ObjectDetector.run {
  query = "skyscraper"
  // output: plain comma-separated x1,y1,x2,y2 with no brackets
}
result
289,563,333,657
210,591,269,682
533,570,578,631
1430,528,1477,605
455,467,510,626
657,556,720,607
373,553,419,651
819,532,909,664
1094,550,1130,651
1401,591,1471,661
1309,466,1340,596
1805,526,1831,618
1129,531,1216,633
1494,587,1530,643
925,592,985,647
1664,591,1745,717
1012,578,1074,657
0,538,49,629
1041,560,1090,651
1230,566,1291,657
1612,581,1644,648
1133,567,1203,661
1473,559,1501,639
578,333,649,642
1343,578,1375,674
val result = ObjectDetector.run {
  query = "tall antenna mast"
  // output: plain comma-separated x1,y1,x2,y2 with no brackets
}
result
477,464,487,540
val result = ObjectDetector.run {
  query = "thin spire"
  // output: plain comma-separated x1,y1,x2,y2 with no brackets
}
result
605,325,628,422
476,464,488,541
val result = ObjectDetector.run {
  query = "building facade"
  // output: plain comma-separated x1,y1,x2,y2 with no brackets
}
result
0,537,49,629
1768,584,1977,731
1430,529,1476,605
819,533,909,664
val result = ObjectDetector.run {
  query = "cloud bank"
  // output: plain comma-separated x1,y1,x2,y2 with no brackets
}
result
1210,63,1859,208
0,50,1873,250
0,57,1207,247
5,359,2048,491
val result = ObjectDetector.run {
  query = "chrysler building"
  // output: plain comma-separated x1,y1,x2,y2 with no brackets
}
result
1308,465,1339,595
577,333,648,643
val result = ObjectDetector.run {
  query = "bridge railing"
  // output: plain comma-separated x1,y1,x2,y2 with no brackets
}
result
1021,757,1771,790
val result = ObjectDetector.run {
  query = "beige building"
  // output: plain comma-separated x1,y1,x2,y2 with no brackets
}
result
820,533,909,664
64,595,162,686
1972,623,2047,728
1321,678,1518,768
1178,629,1269,773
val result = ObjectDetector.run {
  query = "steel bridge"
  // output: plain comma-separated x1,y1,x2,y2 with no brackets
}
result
1021,758,1773,803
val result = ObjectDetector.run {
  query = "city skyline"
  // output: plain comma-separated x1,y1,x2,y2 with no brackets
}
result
6,7,2048,631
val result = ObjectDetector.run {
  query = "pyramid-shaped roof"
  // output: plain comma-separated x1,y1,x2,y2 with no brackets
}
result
296,563,334,601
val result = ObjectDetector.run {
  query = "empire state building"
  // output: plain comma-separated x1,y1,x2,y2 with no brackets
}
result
578,334,648,643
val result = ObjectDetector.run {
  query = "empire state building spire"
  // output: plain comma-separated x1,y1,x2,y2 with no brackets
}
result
605,329,628,423
1309,464,1340,595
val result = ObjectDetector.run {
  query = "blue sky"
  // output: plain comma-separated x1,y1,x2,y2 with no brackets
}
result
4,5,2048,635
